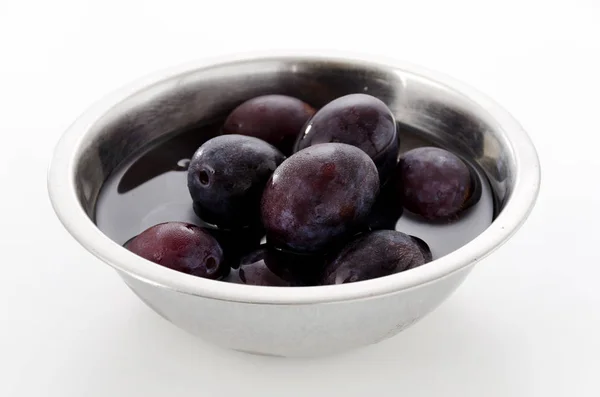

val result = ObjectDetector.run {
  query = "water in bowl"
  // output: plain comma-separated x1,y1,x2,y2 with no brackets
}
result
95,121,495,270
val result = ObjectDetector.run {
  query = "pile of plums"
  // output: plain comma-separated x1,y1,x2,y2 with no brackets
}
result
125,93,481,286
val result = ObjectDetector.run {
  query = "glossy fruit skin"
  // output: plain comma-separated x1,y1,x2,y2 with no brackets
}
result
396,147,481,220
238,257,293,287
125,222,227,279
236,246,325,286
222,95,316,155
236,248,295,287
263,247,325,286
322,230,430,285
188,135,285,228
409,235,433,262
294,93,399,182
261,143,380,253
366,181,403,231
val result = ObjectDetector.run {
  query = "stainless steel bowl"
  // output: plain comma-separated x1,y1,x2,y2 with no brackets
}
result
48,53,540,357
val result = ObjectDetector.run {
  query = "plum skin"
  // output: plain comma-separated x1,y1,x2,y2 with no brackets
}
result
125,222,227,279
322,230,431,285
409,235,433,262
294,93,399,182
188,134,285,228
396,146,481,220
238,259,293,287
234,245,326,286
236,248,296,287
261,143,380,254
222,95,316,155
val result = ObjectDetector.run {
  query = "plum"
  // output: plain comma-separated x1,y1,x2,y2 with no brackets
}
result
322,230,430,285
188,135,285,228
294,93,398,182
396,147,481,220
222,95,315,155
199,221,265,269
125,222,227,279
261,143,379,253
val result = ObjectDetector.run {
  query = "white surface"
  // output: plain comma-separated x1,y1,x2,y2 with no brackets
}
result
1,0,598,395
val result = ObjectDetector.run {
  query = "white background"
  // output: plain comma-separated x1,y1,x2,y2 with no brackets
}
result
1,0,599,396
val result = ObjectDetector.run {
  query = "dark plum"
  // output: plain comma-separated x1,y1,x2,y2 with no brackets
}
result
125,222,227,279
263,247,325,286
366,181,403,231
238,247,298,287
238,263,290,286
237,255,293,287
188,135,285,228
409,235,433,262
396,147,481,220
222,95,316,155
322,230,430,285
200,221,264,269
235,246,325,286
294,93,399,182
261,143,379,253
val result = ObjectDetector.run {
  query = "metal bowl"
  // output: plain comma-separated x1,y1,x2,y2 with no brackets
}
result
47,53,540,357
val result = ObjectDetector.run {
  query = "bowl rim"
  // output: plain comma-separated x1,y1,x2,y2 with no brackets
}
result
47,50,541,305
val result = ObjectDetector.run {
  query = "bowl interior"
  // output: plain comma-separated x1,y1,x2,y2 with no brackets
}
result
48,55,540,304
75,58,512,220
